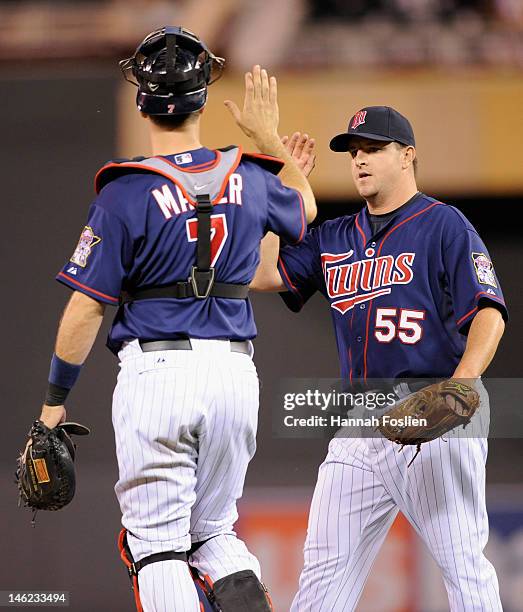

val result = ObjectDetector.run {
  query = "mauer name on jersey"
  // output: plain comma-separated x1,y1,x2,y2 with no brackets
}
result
321,250,415,314
152,174,243,220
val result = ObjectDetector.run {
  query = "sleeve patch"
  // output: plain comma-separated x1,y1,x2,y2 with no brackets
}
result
471,252,497,288
70,226,101,268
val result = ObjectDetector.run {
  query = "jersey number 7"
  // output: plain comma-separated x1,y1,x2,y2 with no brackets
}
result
186,214,229,267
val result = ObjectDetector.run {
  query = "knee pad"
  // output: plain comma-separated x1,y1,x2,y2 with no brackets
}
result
211,570,273,611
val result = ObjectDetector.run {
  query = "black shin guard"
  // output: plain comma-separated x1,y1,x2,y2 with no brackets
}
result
211,570,273,611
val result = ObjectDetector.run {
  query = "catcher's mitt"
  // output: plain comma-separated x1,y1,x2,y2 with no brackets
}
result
377,380,480,465
16,420,90,519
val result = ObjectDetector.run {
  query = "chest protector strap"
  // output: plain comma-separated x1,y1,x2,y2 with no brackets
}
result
95,146,282,303
121,193,248,302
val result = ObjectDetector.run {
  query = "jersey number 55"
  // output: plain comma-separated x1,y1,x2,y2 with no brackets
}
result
374,307,425,344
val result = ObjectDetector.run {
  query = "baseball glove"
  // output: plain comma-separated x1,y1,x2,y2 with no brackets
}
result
16,420,90,519
377,380,480,465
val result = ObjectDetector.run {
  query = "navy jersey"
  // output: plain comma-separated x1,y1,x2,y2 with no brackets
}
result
278,193,508,381
58,147,305,353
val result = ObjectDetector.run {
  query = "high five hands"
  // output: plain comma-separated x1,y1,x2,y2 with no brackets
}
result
225,65,316,178
282,132,316,178
224,65,279,152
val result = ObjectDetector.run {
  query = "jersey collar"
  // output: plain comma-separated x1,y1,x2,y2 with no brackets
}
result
357,191,426,244
161,147,219,172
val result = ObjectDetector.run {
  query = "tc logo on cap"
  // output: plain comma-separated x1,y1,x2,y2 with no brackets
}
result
351,110,367,130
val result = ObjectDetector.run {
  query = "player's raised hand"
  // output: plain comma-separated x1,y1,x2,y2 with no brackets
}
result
224,65,280,151
282,132,316,177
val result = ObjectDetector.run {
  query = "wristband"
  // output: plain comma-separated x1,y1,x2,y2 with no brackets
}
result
45,383,70,406
48,353,82,389
44,354,83,406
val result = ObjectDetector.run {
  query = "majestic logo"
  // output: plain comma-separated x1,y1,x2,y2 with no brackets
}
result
471,252,497,288
351,110,367,130
70,226,101,268
321,250,415,314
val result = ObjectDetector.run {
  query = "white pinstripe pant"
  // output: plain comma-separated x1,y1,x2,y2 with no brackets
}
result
112,340,262,611
291,395,502,611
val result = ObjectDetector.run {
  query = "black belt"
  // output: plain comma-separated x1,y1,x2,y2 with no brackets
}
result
140,339,252,355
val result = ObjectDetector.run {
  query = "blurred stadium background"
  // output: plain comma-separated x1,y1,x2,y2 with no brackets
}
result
1,1,522,610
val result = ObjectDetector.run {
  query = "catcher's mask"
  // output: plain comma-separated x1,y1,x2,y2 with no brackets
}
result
119,26,225,116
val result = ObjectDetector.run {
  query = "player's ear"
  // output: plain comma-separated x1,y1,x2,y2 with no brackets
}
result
402,146,416,170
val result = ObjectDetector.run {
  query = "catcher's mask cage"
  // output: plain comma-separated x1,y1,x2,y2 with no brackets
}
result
119,26,225,116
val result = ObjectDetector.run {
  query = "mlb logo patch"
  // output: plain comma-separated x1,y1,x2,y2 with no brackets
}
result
174,153,193,165
351,110,367,130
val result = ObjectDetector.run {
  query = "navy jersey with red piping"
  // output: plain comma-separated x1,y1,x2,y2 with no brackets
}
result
278,193,508,381
57,147,305,353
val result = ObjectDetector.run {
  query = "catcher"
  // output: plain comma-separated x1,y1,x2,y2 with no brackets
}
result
17,24,315,611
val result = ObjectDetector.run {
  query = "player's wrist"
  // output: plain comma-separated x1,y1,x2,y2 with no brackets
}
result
45,383,70,406
252,132,282,156
45,353,83,406
452,368,481,380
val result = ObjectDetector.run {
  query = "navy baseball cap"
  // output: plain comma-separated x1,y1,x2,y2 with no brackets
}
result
330,106,415,151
